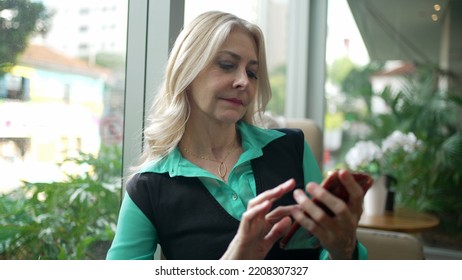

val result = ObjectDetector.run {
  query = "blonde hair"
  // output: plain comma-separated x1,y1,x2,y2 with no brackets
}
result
132,11,272,174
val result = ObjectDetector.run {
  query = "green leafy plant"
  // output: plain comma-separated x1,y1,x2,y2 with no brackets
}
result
373,70,462,208
0,0,51,76
342,65,462,244
0,145,122,259
267,64,286,115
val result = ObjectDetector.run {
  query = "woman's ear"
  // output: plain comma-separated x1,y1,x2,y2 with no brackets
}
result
185,85,191,94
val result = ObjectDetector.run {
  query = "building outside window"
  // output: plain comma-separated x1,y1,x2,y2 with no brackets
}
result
0,0,128,259
1,0,460,260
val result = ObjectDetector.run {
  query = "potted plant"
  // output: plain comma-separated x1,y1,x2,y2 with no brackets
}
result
341,64,462,249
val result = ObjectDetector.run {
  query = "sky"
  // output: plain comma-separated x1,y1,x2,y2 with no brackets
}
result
326,0,370,66
184,0,259,24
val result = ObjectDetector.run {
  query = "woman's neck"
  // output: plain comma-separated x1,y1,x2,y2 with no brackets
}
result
181,120,240,156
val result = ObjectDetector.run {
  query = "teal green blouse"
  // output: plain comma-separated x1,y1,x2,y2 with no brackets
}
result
106,122,367,260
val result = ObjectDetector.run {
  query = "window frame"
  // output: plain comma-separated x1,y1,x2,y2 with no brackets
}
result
122,0,327,180
122,0,184,184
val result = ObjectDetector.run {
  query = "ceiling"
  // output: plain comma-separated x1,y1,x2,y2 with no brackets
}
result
347,0,458,66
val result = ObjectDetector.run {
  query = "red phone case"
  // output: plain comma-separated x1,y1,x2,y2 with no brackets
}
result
279,170,374,249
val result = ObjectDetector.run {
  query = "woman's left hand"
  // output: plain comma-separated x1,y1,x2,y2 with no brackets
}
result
291,169,365,259
220,179,296,260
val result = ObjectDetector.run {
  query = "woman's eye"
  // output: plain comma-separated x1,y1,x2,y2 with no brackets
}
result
218,61,235,70
247,70,258,80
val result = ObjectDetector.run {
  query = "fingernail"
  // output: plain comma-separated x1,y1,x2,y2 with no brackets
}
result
293,189,304,198
306,182,316,193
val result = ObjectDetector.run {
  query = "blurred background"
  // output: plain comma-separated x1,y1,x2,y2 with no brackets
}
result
1,0,461,259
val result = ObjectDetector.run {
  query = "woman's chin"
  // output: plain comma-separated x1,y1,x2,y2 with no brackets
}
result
217,111,246,124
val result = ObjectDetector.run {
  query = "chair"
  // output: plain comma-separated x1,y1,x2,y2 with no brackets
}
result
356,228,425,259
285,118,323,169
259,115,323,169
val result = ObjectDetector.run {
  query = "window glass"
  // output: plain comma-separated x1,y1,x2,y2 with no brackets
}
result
0,0,128,259
324,0,369,171
325,0,462,253
184,0,289,116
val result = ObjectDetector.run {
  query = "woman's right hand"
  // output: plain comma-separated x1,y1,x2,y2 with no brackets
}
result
220,179,296,260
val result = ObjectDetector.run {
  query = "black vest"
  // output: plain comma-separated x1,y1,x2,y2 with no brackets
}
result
127,128,320,259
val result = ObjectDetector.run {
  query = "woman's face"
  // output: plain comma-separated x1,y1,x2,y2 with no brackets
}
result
188,28,258,125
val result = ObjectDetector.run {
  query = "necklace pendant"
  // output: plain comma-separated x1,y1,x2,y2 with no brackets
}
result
218,162,227,179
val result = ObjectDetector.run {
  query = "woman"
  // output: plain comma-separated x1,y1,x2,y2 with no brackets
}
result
106,11,367,260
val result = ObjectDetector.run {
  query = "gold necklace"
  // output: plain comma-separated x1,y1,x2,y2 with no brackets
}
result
181,142,237,180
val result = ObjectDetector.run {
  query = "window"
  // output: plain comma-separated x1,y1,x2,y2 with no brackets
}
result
78,43,89,50
184,0,289,115
79,7,89,15
325,0,462,252
0,0,128,259
0,74,30,100
79,25,88,33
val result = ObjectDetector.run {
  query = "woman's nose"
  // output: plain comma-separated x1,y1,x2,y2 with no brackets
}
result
232,68,249,89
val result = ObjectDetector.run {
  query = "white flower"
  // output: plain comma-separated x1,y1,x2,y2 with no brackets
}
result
345,141,383,170
382,131,422,153
344,130,423,175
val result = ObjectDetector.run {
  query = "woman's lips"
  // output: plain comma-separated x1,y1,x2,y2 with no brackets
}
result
222,98,244,106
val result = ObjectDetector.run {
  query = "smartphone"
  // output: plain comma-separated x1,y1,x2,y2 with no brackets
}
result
279,170,374,249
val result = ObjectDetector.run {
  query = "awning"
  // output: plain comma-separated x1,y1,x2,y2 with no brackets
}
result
347,0,452,65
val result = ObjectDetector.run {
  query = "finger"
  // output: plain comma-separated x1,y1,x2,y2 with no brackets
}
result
293,186,333,228
264,216,292,245
291,206,331,243
291,206,318,233
265,205,297,225
247,178,296,209
338,170,366,214
306,182,347,216
338,169,364,199
293,185,321,214
298,185,337,226
240,200,272,233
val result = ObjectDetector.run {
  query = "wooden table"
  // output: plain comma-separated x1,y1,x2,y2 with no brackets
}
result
359,208,440,233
